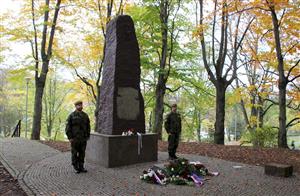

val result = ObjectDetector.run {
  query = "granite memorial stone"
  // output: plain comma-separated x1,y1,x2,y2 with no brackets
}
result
86,15,157,167
97,15,145,135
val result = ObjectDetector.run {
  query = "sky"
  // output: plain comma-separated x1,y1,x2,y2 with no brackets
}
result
0,0,75,81
0,0,20,12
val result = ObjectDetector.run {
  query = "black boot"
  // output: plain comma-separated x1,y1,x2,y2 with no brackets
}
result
168,151,175,160
79,163,87,173
72,163,80,174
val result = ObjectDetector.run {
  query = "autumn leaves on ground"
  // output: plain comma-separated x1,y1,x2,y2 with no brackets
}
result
40,140,300,173
0,164,26,196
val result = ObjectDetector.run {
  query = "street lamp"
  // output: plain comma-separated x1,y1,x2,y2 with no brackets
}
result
25,77,30,138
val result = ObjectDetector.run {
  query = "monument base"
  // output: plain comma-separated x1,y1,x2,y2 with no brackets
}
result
86,132,158,168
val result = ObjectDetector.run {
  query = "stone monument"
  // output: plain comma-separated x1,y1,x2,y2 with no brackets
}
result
86,15,157,167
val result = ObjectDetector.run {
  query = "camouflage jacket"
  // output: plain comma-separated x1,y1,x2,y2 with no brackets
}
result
65,111,91,141
164,112,182,134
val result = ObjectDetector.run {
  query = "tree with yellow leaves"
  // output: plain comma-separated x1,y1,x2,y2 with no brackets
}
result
195,0,254,144
245,0,300,148
30,0,62,140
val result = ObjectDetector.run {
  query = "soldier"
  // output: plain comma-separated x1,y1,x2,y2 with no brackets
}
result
65,101,91,173
164,103,182,160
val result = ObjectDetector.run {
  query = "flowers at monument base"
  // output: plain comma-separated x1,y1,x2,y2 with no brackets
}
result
140,158,219,187
122,128,135,136
140,167,168,185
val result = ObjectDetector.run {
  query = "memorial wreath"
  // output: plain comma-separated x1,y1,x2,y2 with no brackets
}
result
140,158,219,186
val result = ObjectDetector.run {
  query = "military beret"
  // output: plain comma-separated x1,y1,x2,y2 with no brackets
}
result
74,100,83,106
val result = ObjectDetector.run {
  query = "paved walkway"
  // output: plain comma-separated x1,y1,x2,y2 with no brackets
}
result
0,138,299,196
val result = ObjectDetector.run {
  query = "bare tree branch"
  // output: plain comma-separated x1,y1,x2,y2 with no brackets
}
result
117,0,123,15
41,0,50,60
199,0,216,84
166,86,182,93
289,74,300,83
97,0,106,38
211,0,217,66
290,81,300,91
286,117,300,128
73,67,97,101
227,17,255,85
31,0,39,79
283,42,299,58
262,103,274,116
46,0,61,58
286,59,300,78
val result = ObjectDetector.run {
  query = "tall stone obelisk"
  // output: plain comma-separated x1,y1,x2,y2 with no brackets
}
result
97,15,145,135
86,15,157,168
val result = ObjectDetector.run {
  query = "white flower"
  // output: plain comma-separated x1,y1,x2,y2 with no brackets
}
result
171,168,174,171
181,162,185,165
148,172,153,177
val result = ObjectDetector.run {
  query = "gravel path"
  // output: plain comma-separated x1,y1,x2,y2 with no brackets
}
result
1,138,299,196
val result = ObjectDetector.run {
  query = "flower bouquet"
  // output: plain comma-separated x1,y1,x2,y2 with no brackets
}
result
122,128,135,136
140,166,168,185
165,158,203,186
140,158,219,187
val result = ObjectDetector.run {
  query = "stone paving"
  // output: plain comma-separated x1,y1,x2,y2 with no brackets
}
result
0,138,299,196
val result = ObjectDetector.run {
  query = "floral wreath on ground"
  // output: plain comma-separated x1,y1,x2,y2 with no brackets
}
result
140,158,219,186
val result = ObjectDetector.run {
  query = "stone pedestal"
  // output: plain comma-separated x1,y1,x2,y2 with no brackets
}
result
265,163,293,177
86,133,157,167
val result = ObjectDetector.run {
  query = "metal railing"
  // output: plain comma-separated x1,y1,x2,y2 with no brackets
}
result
11,120,21,137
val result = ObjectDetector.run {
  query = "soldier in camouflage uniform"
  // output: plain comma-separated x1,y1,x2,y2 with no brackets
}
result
164,103,182,160
65,101,90,173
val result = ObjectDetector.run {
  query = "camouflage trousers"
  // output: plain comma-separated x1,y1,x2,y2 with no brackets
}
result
168,133,180,158
71,140,87,168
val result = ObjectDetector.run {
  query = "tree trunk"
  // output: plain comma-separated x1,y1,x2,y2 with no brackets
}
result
278,80,287,147
31,79,46,140
149,111,152,133
227,126,231,142
214,83,226,144
250,97,257,127
94,86,101,132
269,5,288,148
257,96,264,128
30,0,61,140
152,0,168,140
197,112,201,142
47,119,53,138
153,75,166,140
